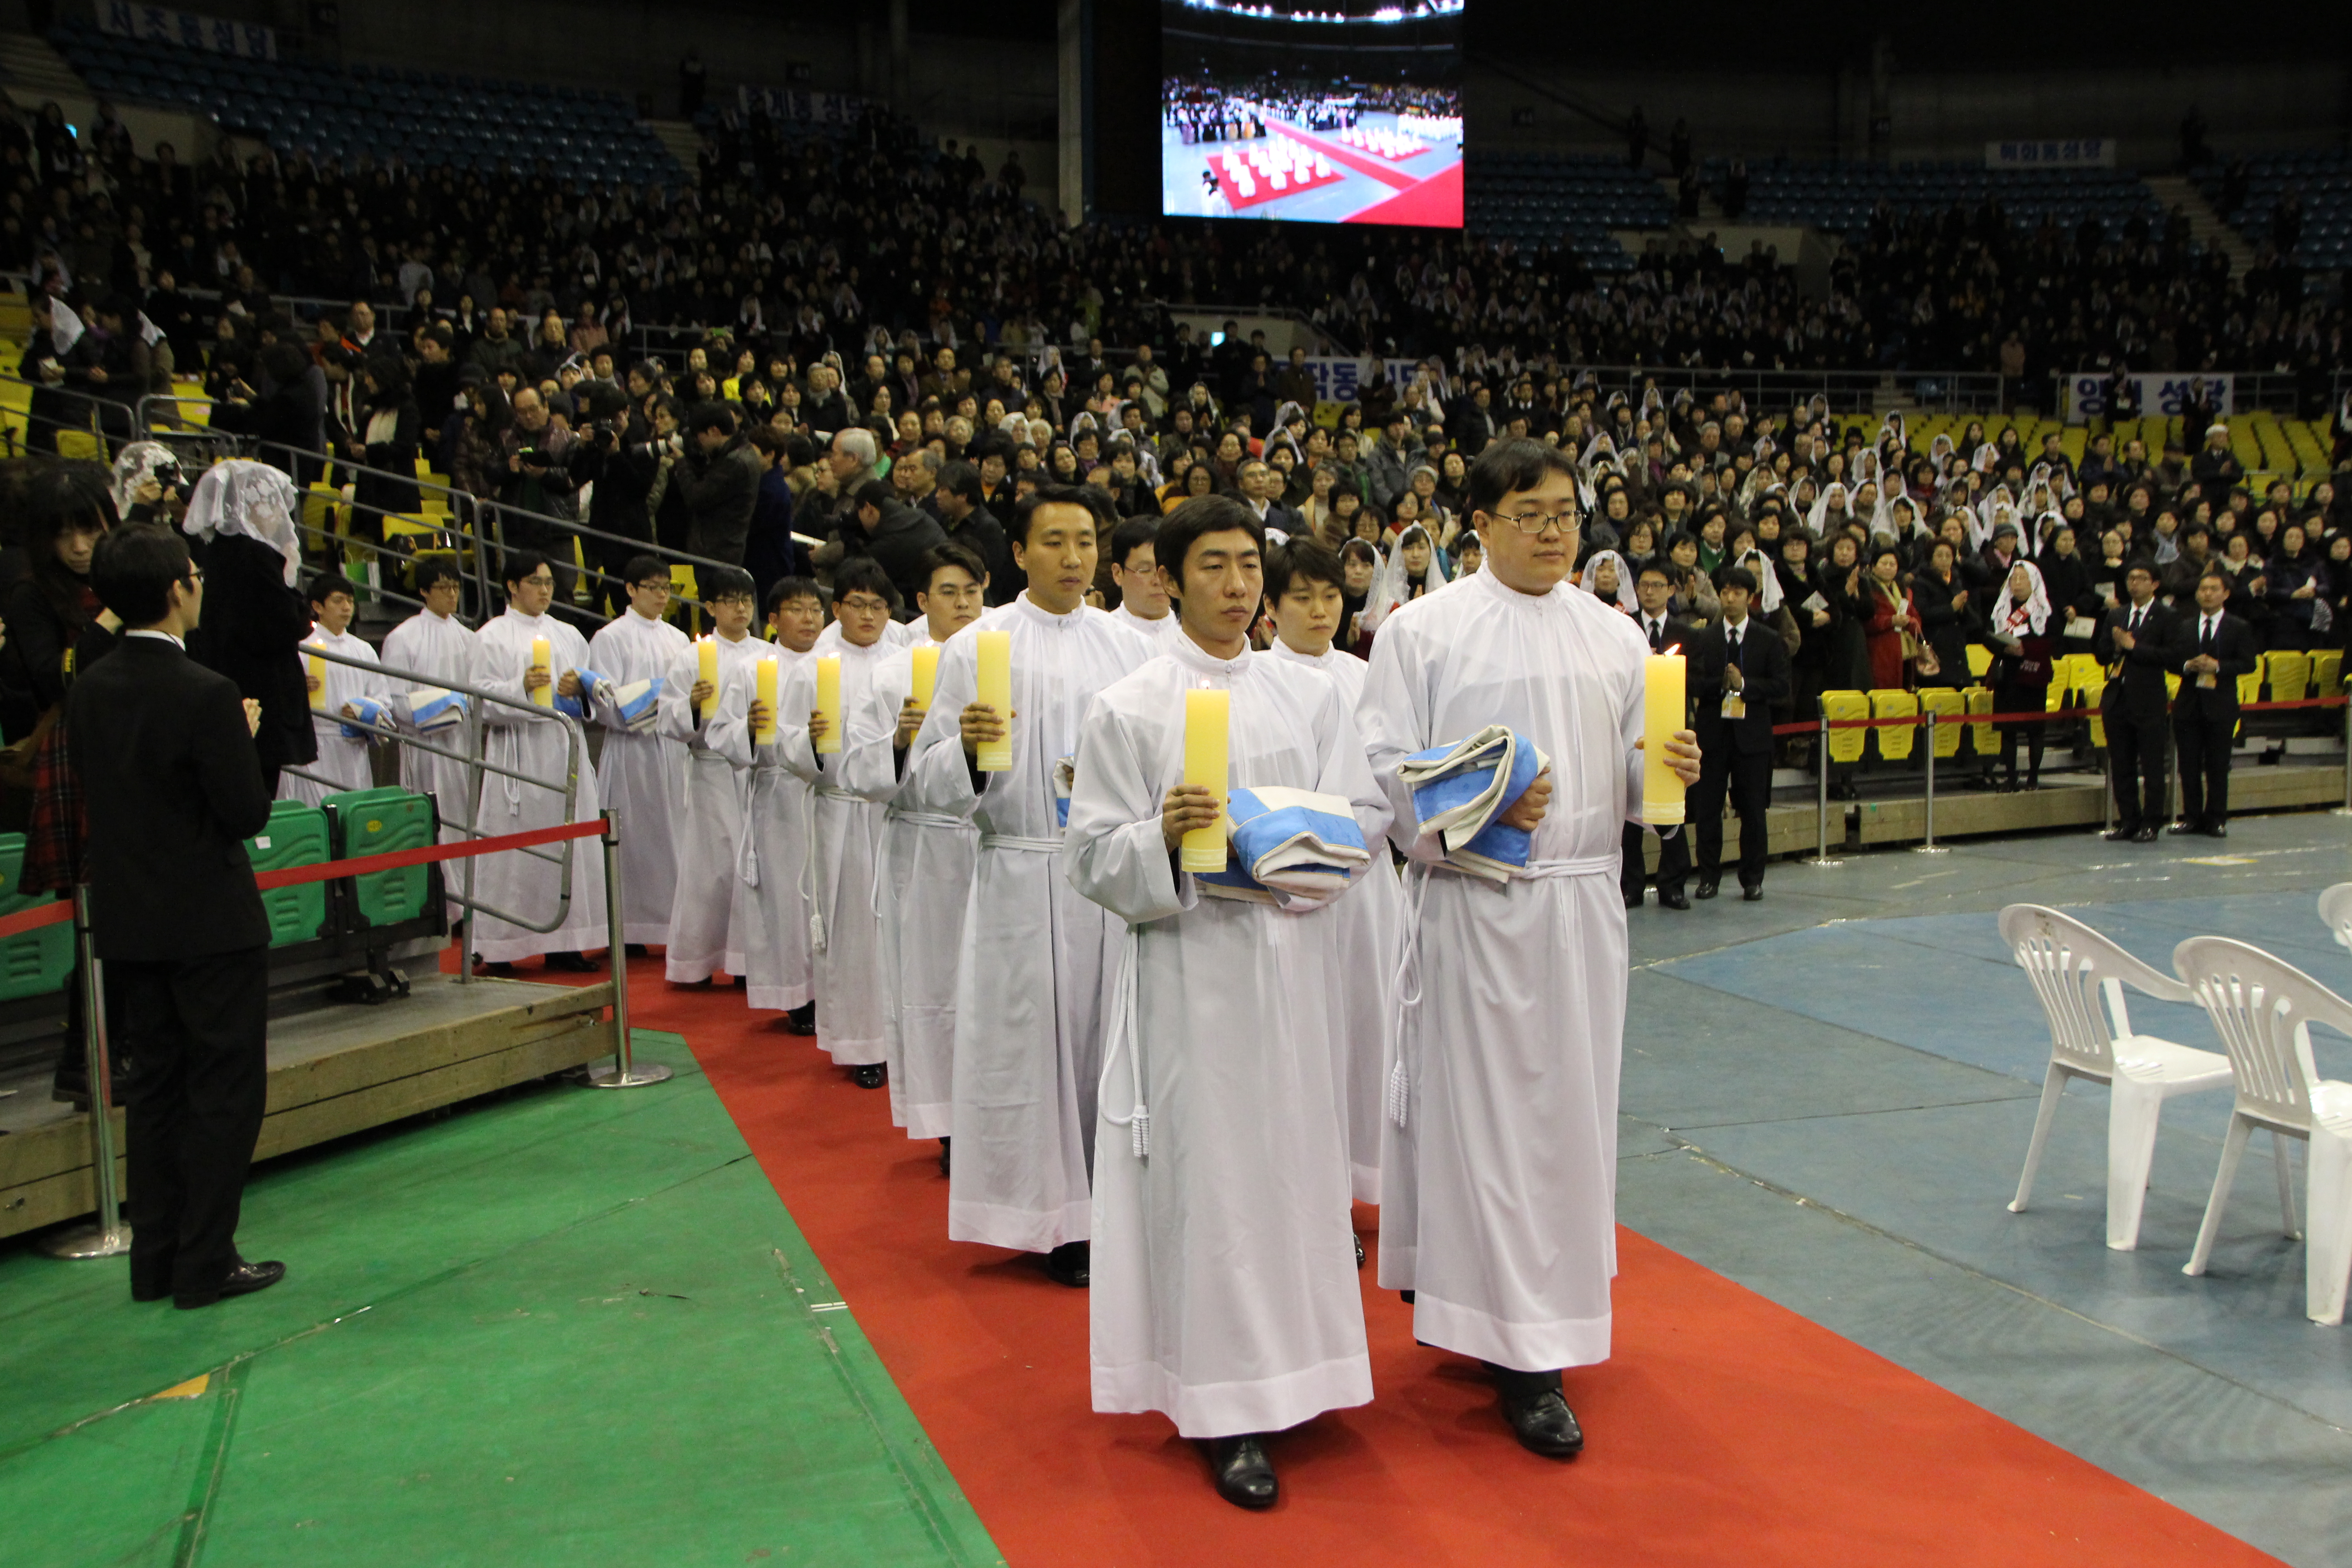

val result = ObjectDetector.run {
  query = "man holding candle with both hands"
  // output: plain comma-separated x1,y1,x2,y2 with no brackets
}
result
1060,442,1701,1509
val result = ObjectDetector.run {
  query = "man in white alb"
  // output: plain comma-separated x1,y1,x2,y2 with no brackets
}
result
584,554,688,949
282,572,386,804
379,559,477,845
657,567,763,984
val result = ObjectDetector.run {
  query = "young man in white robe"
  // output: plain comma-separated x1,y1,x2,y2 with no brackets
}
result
840,542,989,1159
656,566,762,985
719,579,826,1032
469,550,609,973
1262,535,1400,1210
282,573,387,804
1068,495,1385,1509
901,485,1153,1287
753,559,899,1084
380,560,478,846
1359,438,1700,1458
585,555,689,951
1106,515,1181,649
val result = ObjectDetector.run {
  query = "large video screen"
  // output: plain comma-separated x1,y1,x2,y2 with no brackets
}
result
1160,0,1463,228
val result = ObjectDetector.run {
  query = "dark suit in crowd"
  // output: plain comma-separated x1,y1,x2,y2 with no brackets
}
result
2095,597,2178,837
1688,610,1791,894
67,632,275,1303
1622,608,1698,904
2168,605,2259,833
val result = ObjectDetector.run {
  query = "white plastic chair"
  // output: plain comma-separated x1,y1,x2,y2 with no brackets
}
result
2174,936,2352,1325
2000,905,2236,1249
2318,884,2352,955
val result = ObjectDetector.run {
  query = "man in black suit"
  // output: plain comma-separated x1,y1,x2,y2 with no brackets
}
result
2168,571,2260,838
1688,567,1791,902
1622,562,1698,909
69,526,286,1310
2095,560,2177,843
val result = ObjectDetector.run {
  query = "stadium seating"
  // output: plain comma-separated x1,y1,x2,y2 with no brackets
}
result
50,21,684,187
2198,151,2352,270
1709,157,2165,244
1464,152,1669,270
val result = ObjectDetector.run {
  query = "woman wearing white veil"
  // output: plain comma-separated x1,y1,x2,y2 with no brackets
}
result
1575,548,1637,612
1361,521,1450,636
181,459,316,792
1985,558,2056,791
1973,489,2016,554
1970,442,2001,475
1927,432,1955,479
1806,480,1851,537
109,440,183,524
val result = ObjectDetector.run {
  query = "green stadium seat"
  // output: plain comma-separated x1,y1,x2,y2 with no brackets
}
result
248,801,331,947
323,788,438,928
0,832,72,1003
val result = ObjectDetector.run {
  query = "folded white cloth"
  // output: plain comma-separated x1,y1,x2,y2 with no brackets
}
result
609,676,661,732
1397,724,1551,882
1196,785,1371,912
406,686,468,731
339,695,397,740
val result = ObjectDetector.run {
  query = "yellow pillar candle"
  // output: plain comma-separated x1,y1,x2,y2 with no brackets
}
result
1642,649,1686,825
755,657,779,747
974,629,1012,772
1181,686,1230,873
696,636,720,715
813,655,842,754
530,636,553,706
909,644,940,712
306,647,328,711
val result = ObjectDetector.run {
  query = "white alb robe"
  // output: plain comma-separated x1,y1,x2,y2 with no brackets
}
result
1266,637,1400,1205
715,646,816,1013
842,632,977,1136
468,609,609,962
380,608,478,842
765,633,892,1066
1358,569,1647,1373
1069,637,1382,1438
901,597,1153,1251
659,632,762,981
1109,601,1182,650
281,624,386,804
586,609,688,945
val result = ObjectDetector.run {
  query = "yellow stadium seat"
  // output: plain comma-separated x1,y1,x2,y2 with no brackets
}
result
1869,689,1918,762
2233,665,2259,708
302,482,343,543
2265,651,2310,705
671,564,701,633
1822,691,1870,765
1965,644,1993,680
1963,685,1994,756
2311,649,2342,697
2078,679,2107,747
1917,687,1965,757
0,379,34,411
54,429,101,461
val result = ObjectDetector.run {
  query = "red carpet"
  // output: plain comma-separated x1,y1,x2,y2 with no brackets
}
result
526,954,2280,1566
1346,162,1465,230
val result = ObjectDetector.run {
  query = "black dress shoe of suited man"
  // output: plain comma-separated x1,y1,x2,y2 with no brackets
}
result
853,1063,886,1088
2132,827,2159,843
2201,822,2227,838
1623,892,1643,909
2102,826,2138,842
1484,1363,1585,1458
1695,879,1720,900
176,1257,287,1310
1206,1435,1278,1509
2166,820,2198,836
1742,885,1764,902
1659,887,1690,911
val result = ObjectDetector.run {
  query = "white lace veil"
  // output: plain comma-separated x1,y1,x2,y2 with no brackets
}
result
183,459,303,587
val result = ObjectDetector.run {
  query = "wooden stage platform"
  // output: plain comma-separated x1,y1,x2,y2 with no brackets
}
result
0,969,615,1241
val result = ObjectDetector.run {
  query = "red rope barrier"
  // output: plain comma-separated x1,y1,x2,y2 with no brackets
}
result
0,818,608,944
1766,693,2348,738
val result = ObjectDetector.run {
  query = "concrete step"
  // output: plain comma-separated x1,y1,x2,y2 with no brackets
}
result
2145,173,2256,274
643,118,702,181
0,32,88,99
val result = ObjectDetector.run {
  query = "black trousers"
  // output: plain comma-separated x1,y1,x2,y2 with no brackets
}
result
118,946,270,1298
1692,745,1773,889
2107,709,2171,832
2174,710,2235,827
1619,820,1690,901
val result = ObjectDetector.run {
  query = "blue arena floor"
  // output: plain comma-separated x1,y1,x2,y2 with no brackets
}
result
1617,809,2352,1566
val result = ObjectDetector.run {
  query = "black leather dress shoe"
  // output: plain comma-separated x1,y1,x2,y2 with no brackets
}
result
782,1003,817,1036
1659,888,1690,911
1486,1364,1584,1458
1623,892,1643,910
1742,885,1764,902
1046,1240,1090,1288
2102,827,2138,843
852,1063,886,1089
2132,827,2159,843
131,1273,173,1303
544,951,601,973
2166,821,2198,836
937,1137,951,1177
1206,1436,1278,1509
1695,879,1720,900
2201,822,2227,838
175,1258,286,1310
1354,1232,1366,1269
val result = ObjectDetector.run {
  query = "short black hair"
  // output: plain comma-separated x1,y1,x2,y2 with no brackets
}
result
501,549,550,589
90,523,191,626
830,557,899,609
854,478,896,512
1467,436,1579,520
1014,483,1116,550
1155,495,1264,604
308,572,361,607
937,460,985,507
699,565,756,603
687,399,735,436
623,553,668,586
766,576,822,615
1264,534,1344,602
1719,566,1760,596
1109,515,1161,572
413,557,465,593
919,540,987,593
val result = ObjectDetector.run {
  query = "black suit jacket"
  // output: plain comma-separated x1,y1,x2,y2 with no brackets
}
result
2168,610,2260,721
66,635,274,962
2094,601,2178,722
1689,615,1793,757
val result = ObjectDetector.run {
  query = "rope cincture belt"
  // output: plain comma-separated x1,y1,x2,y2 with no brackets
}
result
979,834,1064,853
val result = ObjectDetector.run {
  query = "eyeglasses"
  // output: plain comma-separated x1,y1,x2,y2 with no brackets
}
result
839,595,892,615
1485,507,1580,537
183,566,205,585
